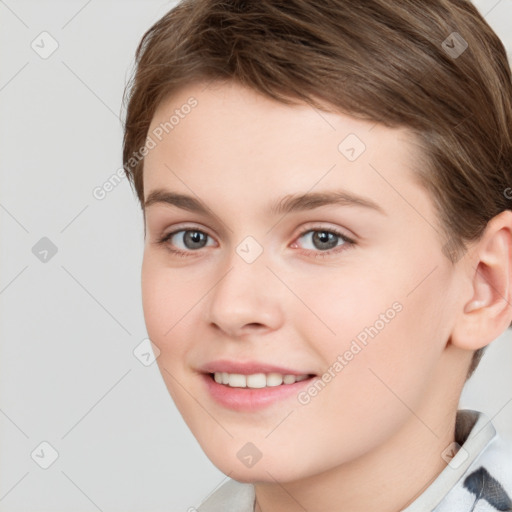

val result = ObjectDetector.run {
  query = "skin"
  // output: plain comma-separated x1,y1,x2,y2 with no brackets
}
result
140,80,512,512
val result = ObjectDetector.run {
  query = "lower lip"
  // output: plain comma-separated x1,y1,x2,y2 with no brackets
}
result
201,373,315,411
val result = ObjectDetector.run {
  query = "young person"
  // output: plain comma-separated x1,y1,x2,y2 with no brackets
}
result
122,1,512,510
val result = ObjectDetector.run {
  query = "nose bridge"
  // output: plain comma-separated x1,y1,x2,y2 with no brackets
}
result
205,240,284,335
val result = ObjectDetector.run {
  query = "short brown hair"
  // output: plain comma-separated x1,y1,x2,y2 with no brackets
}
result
122,0,512,380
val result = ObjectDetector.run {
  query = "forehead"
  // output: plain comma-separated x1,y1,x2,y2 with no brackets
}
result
147,80,414,152
143,80,430,222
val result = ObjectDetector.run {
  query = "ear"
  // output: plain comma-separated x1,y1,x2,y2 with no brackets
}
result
451,210,512,350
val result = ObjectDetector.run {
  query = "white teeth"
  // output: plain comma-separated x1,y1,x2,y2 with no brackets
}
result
283,374,297,384
228,373,246,387
246,373,266,388
212,372,310,388
266,373,283,387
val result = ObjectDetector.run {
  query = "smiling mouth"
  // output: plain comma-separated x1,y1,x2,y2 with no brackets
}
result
209,372,316,389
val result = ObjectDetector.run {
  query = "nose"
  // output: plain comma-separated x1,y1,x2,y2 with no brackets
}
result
204,254,285,339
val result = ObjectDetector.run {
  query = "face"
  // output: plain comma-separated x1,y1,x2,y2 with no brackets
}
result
141,80,464,483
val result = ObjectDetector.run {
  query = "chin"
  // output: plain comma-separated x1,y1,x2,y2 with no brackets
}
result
204,447,316,484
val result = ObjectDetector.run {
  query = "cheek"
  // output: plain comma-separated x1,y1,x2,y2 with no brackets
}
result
287,257,444,424
142,249,197,319
141,256,200,413
141,257,171,340
286,264,397,350
141,253,200,357
323,264,451,426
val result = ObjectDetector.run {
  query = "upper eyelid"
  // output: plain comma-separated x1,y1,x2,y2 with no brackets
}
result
164,223,351,237
164,224,217,242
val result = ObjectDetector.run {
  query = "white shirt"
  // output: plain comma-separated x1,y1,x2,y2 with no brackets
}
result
197,409,512,512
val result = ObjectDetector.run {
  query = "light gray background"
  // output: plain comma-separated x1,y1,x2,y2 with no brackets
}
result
0,1,511,510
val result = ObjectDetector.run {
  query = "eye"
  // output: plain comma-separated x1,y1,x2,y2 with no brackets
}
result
156,226,355,258
292,228,355,257
157,228,215,255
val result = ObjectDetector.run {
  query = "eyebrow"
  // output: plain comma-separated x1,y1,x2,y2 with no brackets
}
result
144,188,386,216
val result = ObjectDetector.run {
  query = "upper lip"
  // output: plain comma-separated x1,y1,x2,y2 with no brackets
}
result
199,360,314,376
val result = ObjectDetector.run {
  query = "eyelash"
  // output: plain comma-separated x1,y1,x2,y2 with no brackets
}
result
156,226,356,259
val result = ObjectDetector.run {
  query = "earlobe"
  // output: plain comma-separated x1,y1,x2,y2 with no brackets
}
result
451,210,512,351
